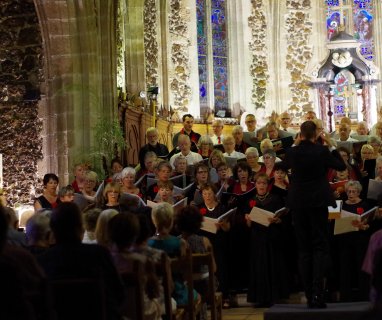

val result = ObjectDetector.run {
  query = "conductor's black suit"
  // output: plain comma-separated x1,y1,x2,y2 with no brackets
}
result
283,140,346,305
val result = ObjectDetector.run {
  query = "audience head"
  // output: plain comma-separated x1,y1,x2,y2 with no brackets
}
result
212,119,224,136
173,155,187,174
356,121,368,135
223,135,235,154
313,119,324,138
368,136,381,155
340,116,351,126
50,202,83,244
260,138,273,154
156,161,172,181
83,208,101,232
209,149,225,168
157,180,174,203
73,163,86,181
233,161,252,182
245,147,259,168
304,111,317,121
266,121,279,140
245,114,257,132
95,209,119,247
216,162,229,180
182,114,194,133
43,173,59,189
338,123,351,141
254,172,270,195
103,182,121,202
121,167,136,187
144,151,158,172
151,202,174,234
198,135,214,153
58,185,75,203
194,162,210,184
25,213,51,247
361,144,375,160
111,158,123,175
231,125,244,144
371,248,382,302
83,171,98,193
337,146,351,163
3,207,18,229
146,127,159,146
279,112,292,130
375,122,382,139
109,212,140,251
262,149,276,168
178,134,192,154
200,183,218,204
176,205,203,235
300,121,317,141
345,180,362,199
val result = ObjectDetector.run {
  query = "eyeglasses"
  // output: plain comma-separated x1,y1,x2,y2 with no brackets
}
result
263,156,274,160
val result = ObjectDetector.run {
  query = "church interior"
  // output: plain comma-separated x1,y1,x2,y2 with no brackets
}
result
2,0,382,319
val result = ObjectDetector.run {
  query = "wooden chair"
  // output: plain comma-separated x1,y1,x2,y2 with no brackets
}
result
192,251,222,320
120,259,146,320
156,252,184,320
49,277,107,320
170,248,202,320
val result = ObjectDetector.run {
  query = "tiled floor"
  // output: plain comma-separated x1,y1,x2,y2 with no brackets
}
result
220,294,265,320
220,292,304,319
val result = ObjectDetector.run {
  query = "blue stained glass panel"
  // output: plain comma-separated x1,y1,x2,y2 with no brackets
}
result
353,0,374,60
213,57,228,111
326,0,340,6
196,0,208,107
211,0,228,111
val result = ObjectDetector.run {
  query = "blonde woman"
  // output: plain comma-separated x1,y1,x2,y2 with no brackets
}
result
95,208,119,247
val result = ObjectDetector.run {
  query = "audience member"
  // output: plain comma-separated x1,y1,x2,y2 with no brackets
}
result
38,202,124,319
4,207,26,246
95,209,119,247
82,208,101,244
25,212,51,255
58,185,75,203
34,173,59,211
139,127,169,170
172,114,201,151
210,119,225,145
169,134,203,167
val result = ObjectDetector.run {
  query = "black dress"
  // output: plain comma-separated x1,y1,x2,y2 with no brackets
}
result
198,203,230,298
247,193,290,306
337,200,374,301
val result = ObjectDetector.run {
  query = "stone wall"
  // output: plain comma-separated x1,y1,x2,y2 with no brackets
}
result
0,0,43,205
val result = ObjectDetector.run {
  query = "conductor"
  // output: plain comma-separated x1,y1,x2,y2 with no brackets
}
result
283,121,346,308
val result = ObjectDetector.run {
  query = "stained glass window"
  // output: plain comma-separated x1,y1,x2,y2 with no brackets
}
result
325,0,374,60
196,0,229,115
197,0,208,108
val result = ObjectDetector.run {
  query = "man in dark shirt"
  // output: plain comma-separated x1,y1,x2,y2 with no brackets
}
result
282,121,346,308
172,114,201,152
38,203,125,319
138,127,169,169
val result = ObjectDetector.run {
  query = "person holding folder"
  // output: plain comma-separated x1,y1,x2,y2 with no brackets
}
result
244,173,289,307
282,120,346,308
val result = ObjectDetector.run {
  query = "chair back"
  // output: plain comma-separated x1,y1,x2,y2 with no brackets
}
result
170,247,201,320
49,277,106,320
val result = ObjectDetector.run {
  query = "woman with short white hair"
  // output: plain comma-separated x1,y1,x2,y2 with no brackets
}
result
121,167,141,196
